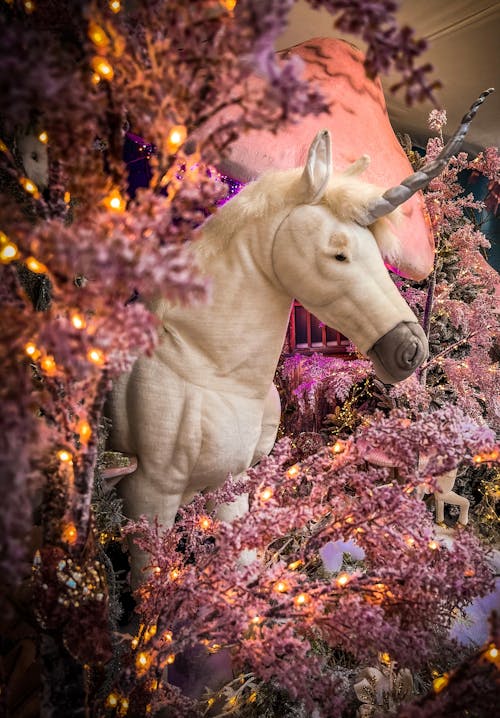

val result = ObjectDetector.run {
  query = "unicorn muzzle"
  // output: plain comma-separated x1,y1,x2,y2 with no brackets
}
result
367,321,428,384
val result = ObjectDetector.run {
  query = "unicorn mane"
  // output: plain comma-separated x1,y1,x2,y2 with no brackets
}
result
203,167,402,264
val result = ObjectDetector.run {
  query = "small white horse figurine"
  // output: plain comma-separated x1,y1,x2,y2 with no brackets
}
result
108,92,490,586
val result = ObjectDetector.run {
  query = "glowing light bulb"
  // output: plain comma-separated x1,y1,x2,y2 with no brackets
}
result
220,0,237,10
432,674,449,693
106,693,119,708
166,125,187,154
62,522,78,545
41,355,57,375
76,419,92,444
163,630,173,643
136,651,151,670
198,516,212,531
109,0,121,12
37,130,48,144
260,487,273,501
88,21,109,48
23,0,35,13
331,440,345,454
294,592,309,606
169,568,180,580
57,449,73,463
405,536,415,547
64,191,71,203
25,342,38,357
428,540,439,550
91,72,101,85
380,652,391,665
102,188,125,212
25,256,48,274
0,241,19,263
287,559,303,570
19,177,40,198
250,615,262,624
274,580,288,593
484,644,499,662
248,692,257,703
0,139,8,153
166,653,176,664
91,56,114,81
120,698,129,712
286,464,300,478
336,572,350,587
87,348,105,365
71,312,86,329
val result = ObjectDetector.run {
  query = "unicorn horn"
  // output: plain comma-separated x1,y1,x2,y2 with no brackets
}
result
362,88,495,224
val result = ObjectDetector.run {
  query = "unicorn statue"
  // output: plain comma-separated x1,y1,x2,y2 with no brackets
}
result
108,91,492,587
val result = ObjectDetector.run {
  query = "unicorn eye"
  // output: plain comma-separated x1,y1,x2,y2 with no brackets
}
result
334,253,347,262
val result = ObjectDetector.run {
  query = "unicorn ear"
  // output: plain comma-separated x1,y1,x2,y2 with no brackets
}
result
300,129,332,204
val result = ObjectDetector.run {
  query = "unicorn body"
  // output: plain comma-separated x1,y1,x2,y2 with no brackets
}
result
108,130,431,586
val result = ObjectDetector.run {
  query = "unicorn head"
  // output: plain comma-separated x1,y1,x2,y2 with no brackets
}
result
269,90,493,383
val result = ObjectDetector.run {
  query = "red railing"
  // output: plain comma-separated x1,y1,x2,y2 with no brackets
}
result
288,300,352,354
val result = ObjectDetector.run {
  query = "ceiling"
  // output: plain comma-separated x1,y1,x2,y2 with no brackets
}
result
277,0,500,153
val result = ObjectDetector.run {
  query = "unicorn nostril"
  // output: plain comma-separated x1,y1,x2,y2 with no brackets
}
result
367,321,428,384
401,339,419,366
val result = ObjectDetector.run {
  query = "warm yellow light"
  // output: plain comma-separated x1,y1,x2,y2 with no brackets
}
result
198,516,212,531
76,419,92,444
380,652,391,665
91,72,101,85
91,56,114,80
88,21,109,48
250,615,262,624
102,188,125,212
136,651,151,670
109,0,121,12
166,653,176,664
336,572,350,587
120,698,129,712
260,487,273,501
87,348,106,365
62,521,78,545
294,592,309,606
484,644,499,662
57,449,73,463
19,176,40,198
0,139,8,153
71,312,86,329
331,440,345,454
166,125,187,154
432,674,449,693
287,559,303,571
405,536,415,547
106,693,119,708
169,568,180,581
25,342,38,357
274,581,288,593
23,0,35,13
64,191,71,203
162,630,173,643
0,241,19,263
428,540,439,550
37,130,48,144
220,0,237,10
287,464,300,478
248,691,257,703
25,256,48,274
41,355,57,375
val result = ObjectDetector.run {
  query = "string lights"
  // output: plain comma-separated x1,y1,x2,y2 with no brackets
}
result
166,125,187,154
102,188,125,212
19,176,40,199
25,256,48,273
91,56,114,81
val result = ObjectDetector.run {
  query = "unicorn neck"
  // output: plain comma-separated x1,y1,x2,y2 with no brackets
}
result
153,210,292,400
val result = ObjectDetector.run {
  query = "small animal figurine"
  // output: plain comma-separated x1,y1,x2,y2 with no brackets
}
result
108,90,491,587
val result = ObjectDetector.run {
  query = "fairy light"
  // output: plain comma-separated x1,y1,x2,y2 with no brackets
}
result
71,312,86,329
220,0,237,10
136,651,151,670
102,188,125,212
287,559,303,570
336,572,350,587
428,540,439,550
91,56,114,81
37,130,48,144
76,419,92,444
166,653,176,664
109,0,121,12
19,176,40,198
120,698,129,713
250,615,262,625
0,240,19,263
166,125,187,154
198,515,212,531
248,692,257,703
64,191,71,203
40,355,57,374
25,256,48,273
484,644,499,663
287,464,300,478
87,348,105,365
88,21,109,48
405,536,415,547
57,449,73,464
331,440,345,454
432,673,449,693
23,0,35,13
162,630,173,643
24,342,39,358
91,72,101,85
62,521,78,545
294,592,309,606
106,693,119,708
274,580,288,593
380,652,391,665
169,568,180,580
259,486,273,501
0,139,8,153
